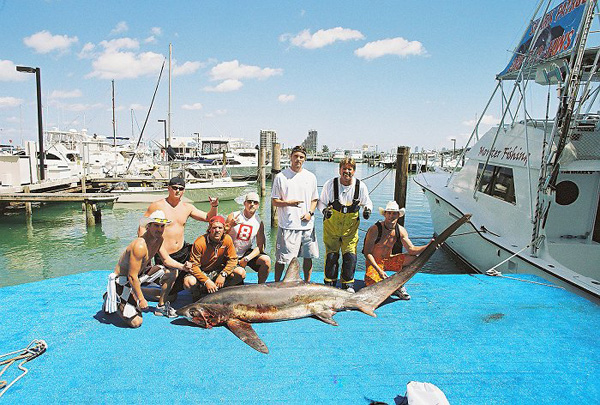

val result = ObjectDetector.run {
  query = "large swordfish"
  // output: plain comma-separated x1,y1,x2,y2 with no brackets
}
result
177,214,471,353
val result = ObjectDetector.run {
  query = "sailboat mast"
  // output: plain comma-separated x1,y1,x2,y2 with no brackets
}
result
168,43,172,147
112,79,116,148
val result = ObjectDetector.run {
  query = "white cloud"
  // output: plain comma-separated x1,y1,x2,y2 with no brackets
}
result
0,97,23,108
151,27,162,36
282,27,364,49
129,103,146,111
110,21,129,35
205,109,227,118
78,42,96,59
209,60,282,81
462,114,500,127
144,36,157,44
204,79,243,92
50,89,82,99
0,60,28,81
278,94,296,103
182,103,203,110
88,50,164,80
23,31,78,54
99,38,139,53
173,61,202,76
354,37,426,60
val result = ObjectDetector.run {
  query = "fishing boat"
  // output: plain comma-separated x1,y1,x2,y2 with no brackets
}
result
415,0,600,302
110,177,253,204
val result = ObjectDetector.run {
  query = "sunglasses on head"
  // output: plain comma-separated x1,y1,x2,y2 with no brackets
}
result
170,185,185,191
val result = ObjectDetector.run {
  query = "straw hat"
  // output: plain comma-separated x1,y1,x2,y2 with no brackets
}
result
378,201,406,217
140,210,171,227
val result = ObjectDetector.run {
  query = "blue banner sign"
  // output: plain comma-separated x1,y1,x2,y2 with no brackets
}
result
498,0,588,79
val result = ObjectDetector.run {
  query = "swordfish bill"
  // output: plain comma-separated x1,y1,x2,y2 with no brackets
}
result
176,214,471,353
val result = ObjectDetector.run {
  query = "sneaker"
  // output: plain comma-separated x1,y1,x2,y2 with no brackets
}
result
155,301,177,318
346,287,355,294
393,287,411,300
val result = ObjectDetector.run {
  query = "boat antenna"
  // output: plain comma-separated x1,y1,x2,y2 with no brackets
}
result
126,59,166,173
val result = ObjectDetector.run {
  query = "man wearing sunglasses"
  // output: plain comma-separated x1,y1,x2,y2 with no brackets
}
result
226,192,271,283
139,176,219,301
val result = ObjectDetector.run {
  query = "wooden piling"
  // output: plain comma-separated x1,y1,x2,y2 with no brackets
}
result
259,146,266,197
271,143,281,227
394,146,410,227
24,186,32,218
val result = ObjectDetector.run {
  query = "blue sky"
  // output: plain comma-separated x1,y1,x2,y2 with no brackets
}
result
0,0,541,152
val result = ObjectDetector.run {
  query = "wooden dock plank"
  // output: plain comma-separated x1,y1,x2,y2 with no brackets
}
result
0,192,118,203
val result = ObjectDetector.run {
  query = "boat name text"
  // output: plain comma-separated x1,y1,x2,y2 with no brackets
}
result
478,146,529,165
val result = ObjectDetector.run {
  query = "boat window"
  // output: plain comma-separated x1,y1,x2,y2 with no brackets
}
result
555,180,579,205
476,163,516,204
43,153,61,161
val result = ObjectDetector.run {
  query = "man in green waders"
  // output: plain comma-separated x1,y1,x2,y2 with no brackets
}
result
318,157,373,292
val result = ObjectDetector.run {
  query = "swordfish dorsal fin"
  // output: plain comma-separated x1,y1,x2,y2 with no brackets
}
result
225,319,269,354
282,257,302,282
348,214,472,311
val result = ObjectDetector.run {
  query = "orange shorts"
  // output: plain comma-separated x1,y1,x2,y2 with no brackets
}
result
364,254,404,286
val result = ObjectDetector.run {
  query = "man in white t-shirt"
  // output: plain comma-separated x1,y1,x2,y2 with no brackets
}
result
226,192,271,283
271,145,319,281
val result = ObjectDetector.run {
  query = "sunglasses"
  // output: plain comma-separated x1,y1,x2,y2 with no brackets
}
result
170,185,185,191
246,200,259,205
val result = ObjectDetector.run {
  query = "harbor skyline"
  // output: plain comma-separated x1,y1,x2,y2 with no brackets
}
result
3,1,538,151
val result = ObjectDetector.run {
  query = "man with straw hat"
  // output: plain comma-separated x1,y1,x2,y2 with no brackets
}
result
104,210,188,327
362,201,431,300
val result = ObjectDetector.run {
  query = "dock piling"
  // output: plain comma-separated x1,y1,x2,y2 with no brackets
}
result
271,143,281,227
258,146,266,197
24,186,32,218
394,146,410,227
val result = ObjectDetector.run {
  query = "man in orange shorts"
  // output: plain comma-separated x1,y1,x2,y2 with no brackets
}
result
362,201,431,300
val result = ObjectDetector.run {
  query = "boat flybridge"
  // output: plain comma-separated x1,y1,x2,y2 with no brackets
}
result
415,0,600,302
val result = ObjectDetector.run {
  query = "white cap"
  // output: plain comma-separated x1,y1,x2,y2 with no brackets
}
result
139,210,171,227
244,192,260,203
378,201,406,217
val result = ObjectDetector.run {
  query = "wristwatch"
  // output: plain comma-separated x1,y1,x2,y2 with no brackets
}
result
220,271,228,278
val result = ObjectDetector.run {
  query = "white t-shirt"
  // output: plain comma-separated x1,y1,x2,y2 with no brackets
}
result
228,210,262,257
271,167,318,230
317,177,373,212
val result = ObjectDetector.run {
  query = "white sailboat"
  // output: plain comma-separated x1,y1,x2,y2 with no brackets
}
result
416,0,600,302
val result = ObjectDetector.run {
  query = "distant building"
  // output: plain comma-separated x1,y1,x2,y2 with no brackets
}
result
260,130,277,159
302,129,318,153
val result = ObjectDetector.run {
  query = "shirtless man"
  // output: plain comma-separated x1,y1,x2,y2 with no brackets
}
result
139,176,218,300
103,210,189,328
362,201,431,300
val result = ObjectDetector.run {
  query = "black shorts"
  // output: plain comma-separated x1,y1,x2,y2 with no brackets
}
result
241,249,269,271
154,242,192,295
154,242,192,266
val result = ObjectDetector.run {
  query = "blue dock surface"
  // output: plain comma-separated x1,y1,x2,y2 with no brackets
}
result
1,271,599,404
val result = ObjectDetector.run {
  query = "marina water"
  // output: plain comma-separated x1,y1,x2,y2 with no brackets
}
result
0,161,470,288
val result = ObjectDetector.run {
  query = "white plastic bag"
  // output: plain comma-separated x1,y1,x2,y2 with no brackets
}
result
405,381,450,405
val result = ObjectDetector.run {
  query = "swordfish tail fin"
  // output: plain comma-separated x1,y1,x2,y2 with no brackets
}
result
348,214,471,313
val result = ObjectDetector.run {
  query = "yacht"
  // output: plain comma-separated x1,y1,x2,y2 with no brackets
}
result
415,0,600,302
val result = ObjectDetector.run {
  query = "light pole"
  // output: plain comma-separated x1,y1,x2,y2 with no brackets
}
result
16,66,45,180
450,138,456,159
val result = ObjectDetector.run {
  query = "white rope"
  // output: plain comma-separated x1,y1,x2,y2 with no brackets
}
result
485,238,564,289
0,339,48,398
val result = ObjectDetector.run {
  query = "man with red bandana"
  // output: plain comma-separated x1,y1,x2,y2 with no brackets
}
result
183,215,246,299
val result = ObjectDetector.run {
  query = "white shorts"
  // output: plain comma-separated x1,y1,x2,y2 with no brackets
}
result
276,228,319,264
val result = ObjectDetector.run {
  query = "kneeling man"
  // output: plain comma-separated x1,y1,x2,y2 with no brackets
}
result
362,201,430,300
227,192,271,283
103,210,189,327
183,215,246,299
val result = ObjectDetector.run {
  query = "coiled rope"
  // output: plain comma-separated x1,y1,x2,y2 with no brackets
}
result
0,339,48,398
